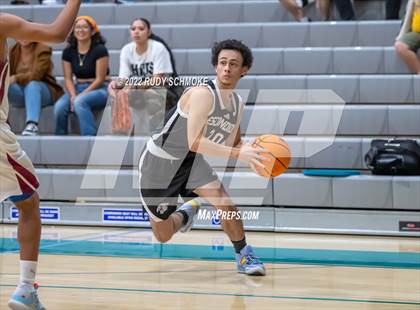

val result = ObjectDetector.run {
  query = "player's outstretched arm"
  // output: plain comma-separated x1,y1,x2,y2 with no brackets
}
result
0,0,81,43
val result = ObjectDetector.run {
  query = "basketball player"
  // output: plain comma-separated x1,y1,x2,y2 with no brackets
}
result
139,39,267,276
0,2,81,308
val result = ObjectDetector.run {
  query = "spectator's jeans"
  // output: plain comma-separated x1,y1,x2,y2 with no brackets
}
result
54,82,108,136
8,81,53,124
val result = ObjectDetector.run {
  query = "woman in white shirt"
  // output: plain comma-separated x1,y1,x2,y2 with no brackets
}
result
119,18,174,83
109,18,177,133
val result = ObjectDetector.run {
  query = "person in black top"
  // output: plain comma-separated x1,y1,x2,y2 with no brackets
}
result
54,16,110,135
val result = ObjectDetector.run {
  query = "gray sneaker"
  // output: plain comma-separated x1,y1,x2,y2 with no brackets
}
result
22,123,38,136
236,245,266,276
178,199,200,233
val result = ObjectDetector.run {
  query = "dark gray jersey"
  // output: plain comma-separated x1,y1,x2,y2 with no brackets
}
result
147,79,243,160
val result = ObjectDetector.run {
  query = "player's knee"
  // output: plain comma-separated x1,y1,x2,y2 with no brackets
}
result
216,204,236,214
217,195,234,209
15,192,40,215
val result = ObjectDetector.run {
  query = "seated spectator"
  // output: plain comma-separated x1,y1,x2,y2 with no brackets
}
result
109,18,177,134
54,16,110,135
279,0,354,21
395,0,420,74
279,0,330,22
8,40,63,135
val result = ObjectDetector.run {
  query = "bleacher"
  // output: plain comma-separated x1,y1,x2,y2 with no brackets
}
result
1,0,419,235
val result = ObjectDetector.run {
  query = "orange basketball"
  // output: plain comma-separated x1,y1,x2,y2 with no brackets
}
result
252,134,291,178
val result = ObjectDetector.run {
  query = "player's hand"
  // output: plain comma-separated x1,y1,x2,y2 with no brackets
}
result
237,142,268,169
249,161,260,174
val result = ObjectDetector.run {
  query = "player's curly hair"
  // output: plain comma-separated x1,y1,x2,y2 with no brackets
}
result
211,39,253,69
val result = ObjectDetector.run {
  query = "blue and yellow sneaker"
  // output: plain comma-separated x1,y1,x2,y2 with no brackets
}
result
178,199,200,233
8,283,46,310
236,245,266,276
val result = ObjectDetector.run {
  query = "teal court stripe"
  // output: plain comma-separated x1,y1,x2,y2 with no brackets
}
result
0,284,419,306
0,238,419,269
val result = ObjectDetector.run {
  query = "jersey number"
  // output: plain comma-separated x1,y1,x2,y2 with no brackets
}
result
208,129,224,144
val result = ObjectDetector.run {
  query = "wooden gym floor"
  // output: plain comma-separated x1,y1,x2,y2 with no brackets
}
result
0,225,419,309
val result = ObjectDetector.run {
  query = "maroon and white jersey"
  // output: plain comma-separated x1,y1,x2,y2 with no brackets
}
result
0,60,9,123
0,59,39,202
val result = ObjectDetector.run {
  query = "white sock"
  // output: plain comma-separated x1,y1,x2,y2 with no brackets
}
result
19,260,37,289
299,16,309,22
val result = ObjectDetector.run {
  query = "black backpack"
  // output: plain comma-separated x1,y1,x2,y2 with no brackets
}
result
364,139,420,175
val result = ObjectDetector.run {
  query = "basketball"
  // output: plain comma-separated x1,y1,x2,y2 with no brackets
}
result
252,134,291,178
